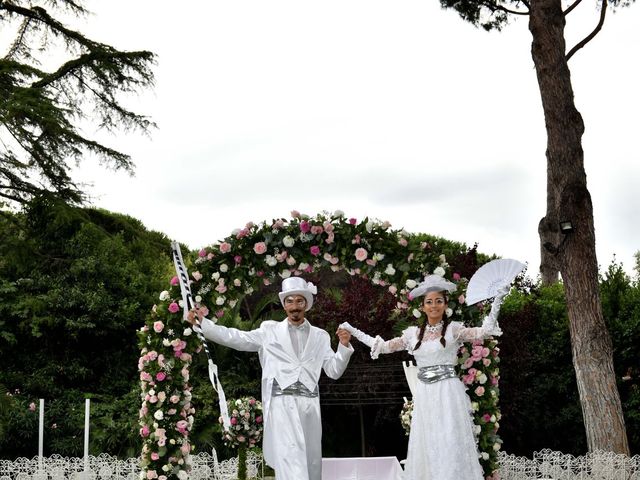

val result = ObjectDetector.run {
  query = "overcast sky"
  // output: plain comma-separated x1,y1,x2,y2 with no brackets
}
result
69,0,640,279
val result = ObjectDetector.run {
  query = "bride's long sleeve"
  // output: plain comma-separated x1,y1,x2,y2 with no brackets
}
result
340,322,410,359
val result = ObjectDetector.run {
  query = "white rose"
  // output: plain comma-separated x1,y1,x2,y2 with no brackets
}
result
385,264,396,276
229,299,238,308
162,339,171,346
283,236,295,247
439,254,447,264
490,414,496,423
493,442,501,451
334,209,345,217
299,262,309,270
233,279,241,287
470,401,479,412
374,252,385,261
481,452,490,460
366,221,375,233
183,328,192,337
286,256,296,266
211,272,220,281
446,308,453,318
215,296,225,306
159,291,170,301
433,266,446,277
478,373,488,384
178,300,184,308
178,470,188,479
265,255,277,267
245,287,254,295
406,279,417,289
412,309,421,318
154,410,164,420
219,264,228,273
280,269,291,279
195,295,202,303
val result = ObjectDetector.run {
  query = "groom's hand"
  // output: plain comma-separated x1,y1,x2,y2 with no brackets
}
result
336,328,351,346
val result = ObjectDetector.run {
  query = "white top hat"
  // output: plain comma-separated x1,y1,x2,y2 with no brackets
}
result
409,274,456,299
279,277,318,311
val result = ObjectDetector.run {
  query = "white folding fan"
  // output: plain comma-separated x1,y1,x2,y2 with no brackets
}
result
465,258,526,305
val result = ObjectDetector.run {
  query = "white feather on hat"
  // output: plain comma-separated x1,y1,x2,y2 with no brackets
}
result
278,277,317,311
409,275,456,299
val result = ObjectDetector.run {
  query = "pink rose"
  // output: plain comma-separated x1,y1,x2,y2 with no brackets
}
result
291,210,301,218
256,415,263,423
151,452,160,461
482,413,492,423
349,218,357,225
140,425,150,437
475,386,485,396
198,249,207,257
156,372,166,381
168,302,180,314
219,242,232,253
324,222,334,233
310,225,323,235
458,294,465,304
147,470,158,479
325,232,335,244
170,276,179,286
192,271,203,281
29,402,36,412
299,221,311,233
153,321,164,333
388,285,397,295
230,417,237,425
453,272,461,281
253,242,267,254
215,284,227,293
234,255,242,264
310,245,321,256
355,248,368,262
483,358,491,367
398,237,408,247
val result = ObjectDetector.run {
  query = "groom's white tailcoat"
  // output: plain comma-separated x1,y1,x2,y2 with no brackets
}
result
200,318,353,480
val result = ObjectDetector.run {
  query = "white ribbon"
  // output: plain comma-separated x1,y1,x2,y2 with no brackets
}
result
171,241,230,430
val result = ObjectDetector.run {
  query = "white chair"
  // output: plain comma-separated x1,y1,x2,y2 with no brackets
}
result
402,360,417,397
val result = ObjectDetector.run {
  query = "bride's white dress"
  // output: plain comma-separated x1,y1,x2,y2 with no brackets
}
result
379,322,489,480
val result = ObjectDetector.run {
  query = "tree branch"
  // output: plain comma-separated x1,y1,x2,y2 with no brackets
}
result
566,0,607,61
494,3,530,15
564,0,584,16
0,2,100,51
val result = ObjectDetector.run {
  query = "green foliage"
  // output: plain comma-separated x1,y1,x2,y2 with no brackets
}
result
0,1,155,205
0,199,172,458
498,264,640,456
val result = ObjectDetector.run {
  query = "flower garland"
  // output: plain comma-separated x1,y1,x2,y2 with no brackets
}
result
138,210,501,479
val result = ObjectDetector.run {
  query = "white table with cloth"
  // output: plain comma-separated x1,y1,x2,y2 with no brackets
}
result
321,456,404,480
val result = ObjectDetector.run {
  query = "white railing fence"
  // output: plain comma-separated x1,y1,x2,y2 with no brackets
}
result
498,449,640,480
1,449,639,479
0,450,264,480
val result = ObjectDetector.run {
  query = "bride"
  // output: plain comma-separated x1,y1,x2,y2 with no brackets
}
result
342,275,507,480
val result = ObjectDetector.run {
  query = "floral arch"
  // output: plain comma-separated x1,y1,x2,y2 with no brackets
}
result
138,210,502,479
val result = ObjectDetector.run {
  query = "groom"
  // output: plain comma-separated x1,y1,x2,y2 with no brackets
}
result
192,277,353,480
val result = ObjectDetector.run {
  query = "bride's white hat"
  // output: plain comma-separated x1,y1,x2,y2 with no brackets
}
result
409,274,456,299
278,277,318,311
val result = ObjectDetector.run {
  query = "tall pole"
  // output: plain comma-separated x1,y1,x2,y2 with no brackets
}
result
38,399,44,471
84,398,90,471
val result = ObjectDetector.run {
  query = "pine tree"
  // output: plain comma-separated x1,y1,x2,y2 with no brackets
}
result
0,0,155,205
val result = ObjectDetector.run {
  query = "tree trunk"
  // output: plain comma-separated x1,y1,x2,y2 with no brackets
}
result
529,0,629,454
